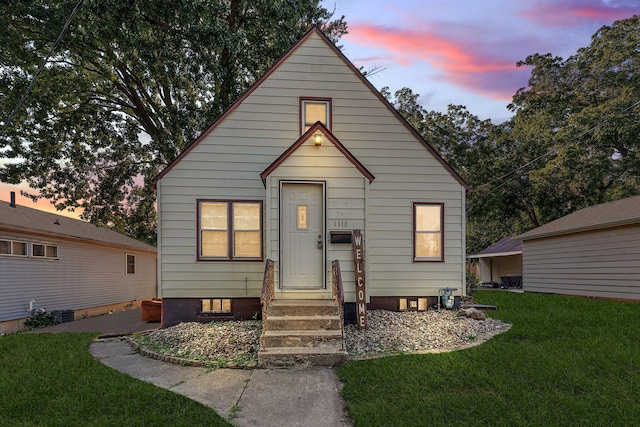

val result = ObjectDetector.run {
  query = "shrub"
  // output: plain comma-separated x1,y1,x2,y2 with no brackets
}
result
466,273,480,297
24,309,55,330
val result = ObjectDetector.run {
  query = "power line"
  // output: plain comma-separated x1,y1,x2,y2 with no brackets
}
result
0,0,85,137
475,98,640,194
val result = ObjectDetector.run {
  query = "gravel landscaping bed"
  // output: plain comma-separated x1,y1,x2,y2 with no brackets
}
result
133,309,510,367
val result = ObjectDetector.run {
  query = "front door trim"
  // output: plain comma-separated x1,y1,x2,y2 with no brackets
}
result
279,180,326,290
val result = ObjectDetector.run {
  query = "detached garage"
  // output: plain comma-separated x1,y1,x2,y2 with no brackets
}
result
469,237,522,288
515,196,640,301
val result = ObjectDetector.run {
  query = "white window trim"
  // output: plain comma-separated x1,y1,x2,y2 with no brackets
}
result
301,98,331,134
31,242,58,259
0,238,28,257
126,253,136,274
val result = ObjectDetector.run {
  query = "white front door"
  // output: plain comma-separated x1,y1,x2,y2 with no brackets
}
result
281,183,324,289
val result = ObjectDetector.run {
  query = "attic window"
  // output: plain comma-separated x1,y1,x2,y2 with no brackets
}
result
301,98,331,133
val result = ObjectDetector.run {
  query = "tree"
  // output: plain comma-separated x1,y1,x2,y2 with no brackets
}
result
507,15,640,226
0,0,347,244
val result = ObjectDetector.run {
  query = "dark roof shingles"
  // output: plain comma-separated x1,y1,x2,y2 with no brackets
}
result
516,195,640,240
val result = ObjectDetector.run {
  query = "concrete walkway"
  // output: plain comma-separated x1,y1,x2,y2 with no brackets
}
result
35,309,352,426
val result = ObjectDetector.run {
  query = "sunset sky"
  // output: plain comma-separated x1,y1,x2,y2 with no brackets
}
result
330,0,637,121
1,0,638,214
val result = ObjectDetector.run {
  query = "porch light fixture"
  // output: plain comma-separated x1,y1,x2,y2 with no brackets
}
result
313,132,322,146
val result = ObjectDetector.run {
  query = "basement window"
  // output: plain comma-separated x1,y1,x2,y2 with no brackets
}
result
201,298,231,314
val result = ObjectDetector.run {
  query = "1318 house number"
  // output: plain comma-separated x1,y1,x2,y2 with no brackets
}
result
333,221,348,228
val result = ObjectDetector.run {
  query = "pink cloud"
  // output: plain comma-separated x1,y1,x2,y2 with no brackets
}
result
520,0,637,27
347,23,529,100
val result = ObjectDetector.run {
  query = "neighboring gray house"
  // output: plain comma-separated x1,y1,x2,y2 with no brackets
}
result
469,237,522,288
515,196,640,301
0,196,157,333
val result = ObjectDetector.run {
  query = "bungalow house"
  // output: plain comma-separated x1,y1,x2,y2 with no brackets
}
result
0,194,157,333
515,196,640,301
152,27,467,365
469,237,522,288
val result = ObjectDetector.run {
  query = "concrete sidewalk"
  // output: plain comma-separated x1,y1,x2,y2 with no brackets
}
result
32,308,352,426
90,338,352,427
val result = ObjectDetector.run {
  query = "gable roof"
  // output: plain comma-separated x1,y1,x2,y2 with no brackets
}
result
152,26,467,189
260,121,375,185
470,237,522,258
516,195,640,241
0,200,156,252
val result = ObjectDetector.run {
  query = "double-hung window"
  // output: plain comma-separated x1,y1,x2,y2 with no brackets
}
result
199,200,262,260
301,98,331,133
413,203,444,261
126,254,136,274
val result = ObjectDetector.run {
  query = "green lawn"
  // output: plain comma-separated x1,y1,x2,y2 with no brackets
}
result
0,332,231,427
338,291,640,426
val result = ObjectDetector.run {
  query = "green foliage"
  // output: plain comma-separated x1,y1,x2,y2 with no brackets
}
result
0,1,346,244
338,291,640,426
0,333,231,426
385,16,640,254
465,273,479,297
23,309,55,330
507,15,640,224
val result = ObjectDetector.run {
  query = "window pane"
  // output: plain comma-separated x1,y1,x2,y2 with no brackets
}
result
13,242,27,255
305,102,327,126
416,205,441,231
46,245,58,258
234,231,261,257
0,240,9,255
32,244,45,257
201,203,227,229
212,299,222,311
416,232,441,258
127,254,135,273
221,299,231,312
233,203,260,230
202,231,228,257
297,205,307,229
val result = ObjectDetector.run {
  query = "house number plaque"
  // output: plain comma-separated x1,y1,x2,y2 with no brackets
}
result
352,230,367,329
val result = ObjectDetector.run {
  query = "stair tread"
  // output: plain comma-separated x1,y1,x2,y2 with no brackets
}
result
259,347,348,355
264,329,342,336
270,299,336,306
266,314,340,320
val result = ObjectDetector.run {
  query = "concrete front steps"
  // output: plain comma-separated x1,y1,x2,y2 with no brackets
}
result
258,299,348,368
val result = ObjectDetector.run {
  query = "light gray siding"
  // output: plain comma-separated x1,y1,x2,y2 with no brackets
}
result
157,31,466,301
522,225,640,300
0,230,156,323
